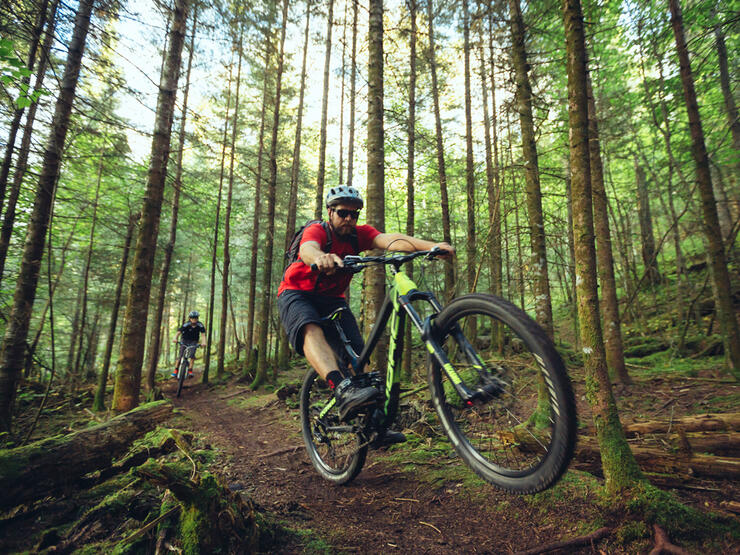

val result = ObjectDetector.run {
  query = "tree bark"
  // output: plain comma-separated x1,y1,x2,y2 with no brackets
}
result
245,41,271,374
669,0,740,378
252,0,289,389
113,0,189,412
278,0,311,369
219,23,243,379
486,8,503,303
0,0,95,433
508,0,554,338
586,76,628,384
634,157,661,286
427,0,454,301
314,0,335,219
72,152,104,389
145,7,198,391
94,213,137,411
403,0,417,380
362,0,387,374
462,0,476,295
205,60,233,383
347,0,358,187
562,0,643,494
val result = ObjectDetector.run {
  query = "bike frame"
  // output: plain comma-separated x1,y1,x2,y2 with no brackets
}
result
319,266,488,424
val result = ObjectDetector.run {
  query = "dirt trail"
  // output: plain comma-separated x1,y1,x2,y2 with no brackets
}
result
167,377,605,554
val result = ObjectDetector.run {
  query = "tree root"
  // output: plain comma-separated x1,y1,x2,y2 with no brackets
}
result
649,524,691,555
514,526,611,554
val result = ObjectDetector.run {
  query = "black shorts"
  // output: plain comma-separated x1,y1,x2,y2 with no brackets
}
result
278,290,364,362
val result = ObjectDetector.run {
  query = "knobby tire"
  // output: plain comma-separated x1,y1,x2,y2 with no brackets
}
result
427,293,577,494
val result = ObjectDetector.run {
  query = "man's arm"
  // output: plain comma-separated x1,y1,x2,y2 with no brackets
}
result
174,330,182,343
372,233,454,256
299,240,343,274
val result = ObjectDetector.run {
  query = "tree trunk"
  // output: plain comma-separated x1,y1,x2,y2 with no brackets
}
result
564,159,580,349
219,24,243,379
245,43,271,374
0,0,49,216
145,8,198,391
427,0,454,301
462,0,476,295
486,8,503,303
338,0,347,184
205,60,233,383
0,0,95,433
72,153,104,389
0,1,59,290
634,157,661,286
25,215,80,378
361,0,387,375
347,0,358,187
563,0,643,495
508,0,554,338
669,0,740,378
402,0,417,380
314,0,334,219
713,6,740,154
113,0,189,412
94,214,137,411
252,0,288,389
278,0,311,369
586,76,628,384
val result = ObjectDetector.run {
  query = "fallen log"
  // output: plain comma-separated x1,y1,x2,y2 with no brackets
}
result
586,413,740,437
573,437,740,480
0,401,173,510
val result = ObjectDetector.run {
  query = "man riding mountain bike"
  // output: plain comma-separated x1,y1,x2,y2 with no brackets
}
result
173,310,206,378
277,185,453,446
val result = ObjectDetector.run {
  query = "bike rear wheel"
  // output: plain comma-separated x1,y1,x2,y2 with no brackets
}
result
176,358,188,398
300,369,367,484
427,293,577,494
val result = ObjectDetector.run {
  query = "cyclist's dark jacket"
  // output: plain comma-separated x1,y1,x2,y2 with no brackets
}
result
278,223,380,297
178,321,205,343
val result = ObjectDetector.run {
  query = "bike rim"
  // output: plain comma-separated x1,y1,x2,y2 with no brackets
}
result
434,308,561,477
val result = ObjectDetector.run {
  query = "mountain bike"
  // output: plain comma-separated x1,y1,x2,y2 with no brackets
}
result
300,248,577,494
175,343,199,398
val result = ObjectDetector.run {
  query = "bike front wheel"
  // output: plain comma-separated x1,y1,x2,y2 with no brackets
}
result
427,293,577,494
300,369,367,485
176,359,188,398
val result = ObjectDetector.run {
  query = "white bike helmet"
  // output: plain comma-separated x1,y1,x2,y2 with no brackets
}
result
325,185,364,208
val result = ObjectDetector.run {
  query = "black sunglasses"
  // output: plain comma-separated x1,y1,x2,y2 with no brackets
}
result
334,208,360,220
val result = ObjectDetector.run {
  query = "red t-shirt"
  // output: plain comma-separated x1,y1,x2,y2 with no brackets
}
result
278,223,380,297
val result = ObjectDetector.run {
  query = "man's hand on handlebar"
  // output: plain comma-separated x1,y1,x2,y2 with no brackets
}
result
430,242,455,259
313,252,344,275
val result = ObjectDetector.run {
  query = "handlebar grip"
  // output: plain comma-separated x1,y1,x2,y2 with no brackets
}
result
310,263,318,272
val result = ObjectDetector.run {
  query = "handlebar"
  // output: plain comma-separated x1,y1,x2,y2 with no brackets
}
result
309,246,450,274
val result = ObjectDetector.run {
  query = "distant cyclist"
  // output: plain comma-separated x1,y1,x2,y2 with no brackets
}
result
278,185,453,444
173,311,206,378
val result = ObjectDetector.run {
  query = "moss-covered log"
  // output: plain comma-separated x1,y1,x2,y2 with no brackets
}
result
0,400,172,510
574,437,740,479
135,460,259,553
587,413,740,437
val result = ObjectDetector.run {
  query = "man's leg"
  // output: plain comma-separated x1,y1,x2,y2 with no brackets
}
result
301,323,377,418
302,323,340,380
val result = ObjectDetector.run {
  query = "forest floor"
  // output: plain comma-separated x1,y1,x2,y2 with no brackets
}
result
160,356,740,555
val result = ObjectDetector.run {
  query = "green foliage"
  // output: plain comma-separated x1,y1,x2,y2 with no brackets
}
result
0,37,45,108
